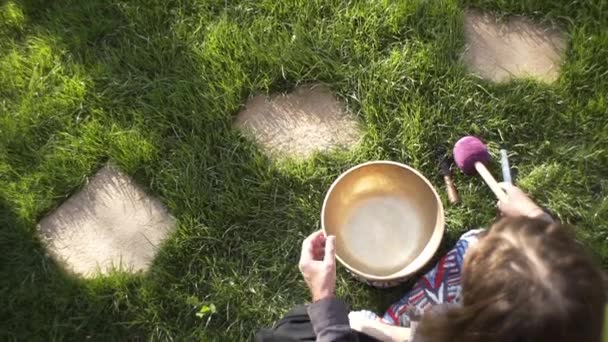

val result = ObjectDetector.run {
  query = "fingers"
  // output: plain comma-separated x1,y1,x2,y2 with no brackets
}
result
324,235,336,266
497,183,523,211
348,312,365,332
300,230,325,263
496,184,512,214
498,182,528,197
300,231,336,266
497,194,512,212
498,182,516,193
303,230,324,246
497,199,505,214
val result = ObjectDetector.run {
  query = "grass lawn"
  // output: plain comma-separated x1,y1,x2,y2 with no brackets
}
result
1,0,607,340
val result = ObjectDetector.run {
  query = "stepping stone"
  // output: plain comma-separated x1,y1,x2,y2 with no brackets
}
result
235,85,362,158
463,10,566,83
38,165,175,277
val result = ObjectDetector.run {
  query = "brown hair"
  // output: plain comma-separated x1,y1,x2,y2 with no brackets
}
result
416,217,606,342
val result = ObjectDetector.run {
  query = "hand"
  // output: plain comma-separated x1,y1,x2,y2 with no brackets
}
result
349,312,411,342
298,230,336,302
497,184,552,222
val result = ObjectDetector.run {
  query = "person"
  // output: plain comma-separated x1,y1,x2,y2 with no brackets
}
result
256,185,606,341
255,230,369,341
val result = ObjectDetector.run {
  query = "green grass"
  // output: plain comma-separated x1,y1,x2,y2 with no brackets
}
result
1,0,607,340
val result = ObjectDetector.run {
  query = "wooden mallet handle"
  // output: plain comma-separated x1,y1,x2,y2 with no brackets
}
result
475,162,508,202
443,175,459,204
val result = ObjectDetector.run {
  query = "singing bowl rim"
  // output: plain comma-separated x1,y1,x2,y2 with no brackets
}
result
321,160,445,282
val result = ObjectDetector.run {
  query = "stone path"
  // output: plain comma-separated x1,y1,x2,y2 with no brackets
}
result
36,10,568,278
235,85,362,158
463,10,566,83
38,166,175,277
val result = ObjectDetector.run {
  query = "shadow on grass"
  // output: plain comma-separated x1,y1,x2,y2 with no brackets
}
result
3,1,486,338
1,3,354,337
0,197,149,340
6,0,607,340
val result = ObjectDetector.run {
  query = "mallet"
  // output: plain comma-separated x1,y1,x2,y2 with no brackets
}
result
453,136,508,202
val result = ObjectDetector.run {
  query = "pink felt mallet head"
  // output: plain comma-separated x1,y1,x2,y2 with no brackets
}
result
453,136,491,175
453,136,508,202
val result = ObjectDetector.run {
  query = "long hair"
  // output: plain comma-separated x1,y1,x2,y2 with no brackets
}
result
416,217,606,342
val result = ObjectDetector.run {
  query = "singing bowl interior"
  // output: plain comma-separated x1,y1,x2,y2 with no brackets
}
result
322,161,444,280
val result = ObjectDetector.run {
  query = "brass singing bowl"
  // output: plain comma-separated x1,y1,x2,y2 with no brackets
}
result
322,161,445,282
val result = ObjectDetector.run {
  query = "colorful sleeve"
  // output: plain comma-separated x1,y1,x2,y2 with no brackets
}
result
382,229,484,326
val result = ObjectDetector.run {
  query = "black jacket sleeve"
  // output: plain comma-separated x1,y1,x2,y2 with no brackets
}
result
307,297,358,342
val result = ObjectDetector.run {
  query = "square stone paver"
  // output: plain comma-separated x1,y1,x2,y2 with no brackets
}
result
463,10,566,83
38,165,175,277
234,85,362,158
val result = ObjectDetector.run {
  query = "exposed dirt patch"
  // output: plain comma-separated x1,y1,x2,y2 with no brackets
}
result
463,10,566,83
235,85,362,158
38,165,175,277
